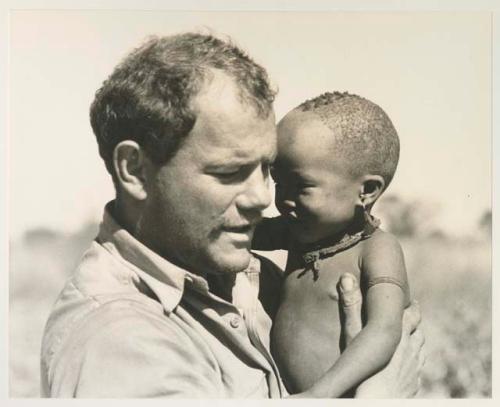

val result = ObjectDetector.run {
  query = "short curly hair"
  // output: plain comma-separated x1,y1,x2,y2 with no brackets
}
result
298,91,400,189
90,32,276,174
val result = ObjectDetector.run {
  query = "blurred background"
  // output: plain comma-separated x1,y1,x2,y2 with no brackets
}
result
9,10,491,397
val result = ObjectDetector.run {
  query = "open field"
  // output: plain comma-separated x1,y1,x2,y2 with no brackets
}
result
404,237,491,397
9,227,491,397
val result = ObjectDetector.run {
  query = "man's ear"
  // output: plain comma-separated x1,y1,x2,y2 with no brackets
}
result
113,141,149,201
357,175,385,207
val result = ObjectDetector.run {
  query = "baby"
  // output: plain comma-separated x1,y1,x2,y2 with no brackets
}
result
253,92,411,397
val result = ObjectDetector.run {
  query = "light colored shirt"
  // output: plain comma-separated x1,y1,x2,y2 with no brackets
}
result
40,203,285,398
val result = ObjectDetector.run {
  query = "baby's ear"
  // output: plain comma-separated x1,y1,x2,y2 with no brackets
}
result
358,175,385,207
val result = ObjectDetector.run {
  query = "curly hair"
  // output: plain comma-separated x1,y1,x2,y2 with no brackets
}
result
298,91,400,189
90,32,276,174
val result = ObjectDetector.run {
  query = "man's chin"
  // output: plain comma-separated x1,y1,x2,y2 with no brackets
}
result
209,247,252,274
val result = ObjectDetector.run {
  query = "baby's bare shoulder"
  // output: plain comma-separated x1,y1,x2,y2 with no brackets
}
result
360,229,411,304
359,229,407,281
361,229,403,258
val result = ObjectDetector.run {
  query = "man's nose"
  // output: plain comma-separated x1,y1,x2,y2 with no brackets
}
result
237,166,272,210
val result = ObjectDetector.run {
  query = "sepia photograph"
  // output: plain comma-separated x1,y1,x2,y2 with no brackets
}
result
6,4,493,399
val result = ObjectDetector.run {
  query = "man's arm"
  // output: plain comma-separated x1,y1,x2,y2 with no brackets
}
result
288,274,425,399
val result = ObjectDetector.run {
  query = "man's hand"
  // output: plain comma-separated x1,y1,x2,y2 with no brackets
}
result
338,273,363,349
337,273,425,398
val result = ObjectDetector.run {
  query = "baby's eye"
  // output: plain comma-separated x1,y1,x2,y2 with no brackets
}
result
297,184,314,195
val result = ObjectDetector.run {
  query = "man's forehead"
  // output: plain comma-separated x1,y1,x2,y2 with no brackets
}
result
191,68,274,121
191,69,242,112
192,122,277,167
175,68,276,163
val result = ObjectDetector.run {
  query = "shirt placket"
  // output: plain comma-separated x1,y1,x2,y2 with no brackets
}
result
180,276,278,397
232,269,284,398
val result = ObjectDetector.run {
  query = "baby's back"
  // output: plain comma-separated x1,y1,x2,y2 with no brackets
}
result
271,244,362,394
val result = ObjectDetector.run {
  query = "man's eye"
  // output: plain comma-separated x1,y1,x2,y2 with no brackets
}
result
215,170,240,179
210,168,247,183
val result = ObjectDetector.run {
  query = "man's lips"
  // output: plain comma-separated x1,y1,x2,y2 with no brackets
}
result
222,223,257,245
223,224,254,233
223,215,262,232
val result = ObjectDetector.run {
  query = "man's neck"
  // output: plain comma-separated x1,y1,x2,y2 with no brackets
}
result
207,273,237,303
113,197,141,237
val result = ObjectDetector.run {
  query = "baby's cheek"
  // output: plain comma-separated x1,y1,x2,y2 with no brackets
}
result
298,200,324,222
301,194,325,213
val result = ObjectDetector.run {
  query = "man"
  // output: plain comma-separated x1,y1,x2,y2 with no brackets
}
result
41,33,424,398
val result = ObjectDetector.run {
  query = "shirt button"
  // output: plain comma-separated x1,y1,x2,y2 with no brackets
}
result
230,315,241,328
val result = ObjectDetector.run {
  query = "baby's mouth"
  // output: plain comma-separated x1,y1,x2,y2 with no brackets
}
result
282,210,299,221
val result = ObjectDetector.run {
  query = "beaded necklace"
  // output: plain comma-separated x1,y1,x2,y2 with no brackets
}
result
298,215,380,280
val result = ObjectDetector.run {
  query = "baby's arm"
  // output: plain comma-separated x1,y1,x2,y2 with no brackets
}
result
252,216,290,250
305,232,409,398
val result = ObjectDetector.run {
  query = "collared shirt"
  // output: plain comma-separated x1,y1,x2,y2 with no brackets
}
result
40,204,285,398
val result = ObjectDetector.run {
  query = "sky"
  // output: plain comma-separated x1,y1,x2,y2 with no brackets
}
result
8,10,491,239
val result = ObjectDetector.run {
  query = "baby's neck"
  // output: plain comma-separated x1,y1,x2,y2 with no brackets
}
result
301,218,365,250
299,214,375,251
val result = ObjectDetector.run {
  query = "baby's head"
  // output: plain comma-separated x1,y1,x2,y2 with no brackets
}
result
273,92,399,244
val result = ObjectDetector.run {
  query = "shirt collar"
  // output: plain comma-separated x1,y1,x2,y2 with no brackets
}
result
97,201,209,313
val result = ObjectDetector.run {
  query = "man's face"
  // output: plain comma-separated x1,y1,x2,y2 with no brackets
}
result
140,72,277,276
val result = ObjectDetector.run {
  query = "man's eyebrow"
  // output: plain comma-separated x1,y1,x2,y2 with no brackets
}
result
204,150,276,170
204,159,253,170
